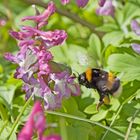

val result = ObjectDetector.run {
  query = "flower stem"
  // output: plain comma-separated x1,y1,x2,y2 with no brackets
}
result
101,92,138,140
59,117,68,140
46,110,125,138
7,95,33,140
124,109,140,140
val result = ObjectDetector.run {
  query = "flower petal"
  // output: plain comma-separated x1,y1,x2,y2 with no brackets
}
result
18,101,43,140
96,0,115,16
98,0,106,7
22,2,56,28
131,43,140,54
76,0,89,7
131,20,140,36
61,0,70,5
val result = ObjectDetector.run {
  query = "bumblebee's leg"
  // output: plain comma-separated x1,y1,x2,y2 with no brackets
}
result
96,92,105,111
96,100,104,111
96,93,110,111
103,94,110,105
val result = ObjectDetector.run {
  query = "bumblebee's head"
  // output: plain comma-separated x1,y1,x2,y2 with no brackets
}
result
78,68,100,88
78,73,91,88
78,73,87,85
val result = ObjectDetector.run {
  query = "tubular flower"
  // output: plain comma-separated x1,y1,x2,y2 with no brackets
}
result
22,2,56,28
98,0,106,7
131,20,140,54
61,0,70,5
61,0,89,7
18,101,61,140
43,71,80,110
131,20,140,36
5,1,80,110
96,0,115,16
131,43,140,54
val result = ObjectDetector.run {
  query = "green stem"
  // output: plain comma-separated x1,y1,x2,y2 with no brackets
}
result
101,92,138,140
59,117,68,140
124,109,140,140
46,110,125,138
7,95,33,140
113,16,121,30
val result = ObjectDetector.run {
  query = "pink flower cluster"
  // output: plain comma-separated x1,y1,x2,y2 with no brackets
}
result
18,101,61,140
61,0,89,7
5,1,80,110
96,0,115,16
61,0,115,16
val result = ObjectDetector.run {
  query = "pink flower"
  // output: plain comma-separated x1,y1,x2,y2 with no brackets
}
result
131,43,140,54
131,20,140,36
21,26,67,48
76,0,89,7
61,0,89,7
96,0,115,16
22,2,56,28
35,48,53,77
130,20,140,54
18,101,45,140
61,0,70,5
18,101,61,140
44,90,62,110
5,1,80,111
4,53,19,64
98,0,106,7
9,30,33,40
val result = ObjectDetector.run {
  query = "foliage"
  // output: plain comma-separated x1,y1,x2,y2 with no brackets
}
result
1,0,140,140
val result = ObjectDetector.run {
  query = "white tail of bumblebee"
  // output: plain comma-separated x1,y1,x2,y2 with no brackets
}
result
112,84,123,98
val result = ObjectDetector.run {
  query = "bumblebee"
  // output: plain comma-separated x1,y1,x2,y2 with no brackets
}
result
78,68,122,110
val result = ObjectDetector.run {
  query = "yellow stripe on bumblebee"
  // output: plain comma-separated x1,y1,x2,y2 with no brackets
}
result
85,68,92,82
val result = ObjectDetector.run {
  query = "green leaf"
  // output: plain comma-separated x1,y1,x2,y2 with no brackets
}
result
0,120,16,140
135,89,140,100
88,33,102,60
0,85,16,105
123,3,140,26
96,23,119,32
0,65,3,73
84,104,98,114
66,44,95,72
50,44,68,63
120,81,140,103
0,104,8,121
62,97,78,114
66,124,91,140
109,98,120,112
127,116,140,125
15,6,43,28
115,8,124,26
103,31,124,47
90,110,108,121
108,53,140,81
